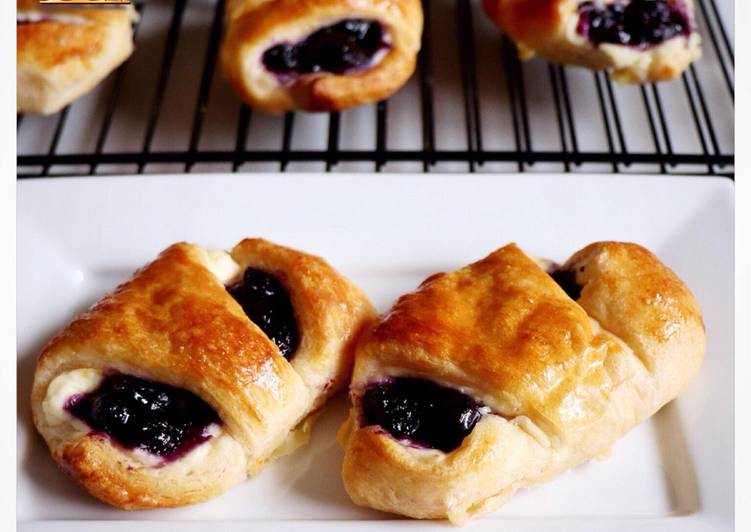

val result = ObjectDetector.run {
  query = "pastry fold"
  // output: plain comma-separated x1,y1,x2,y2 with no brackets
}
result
17,0,136,114
32,239,375,509
339,242,705,523
220,0,423,112
483,0,701,83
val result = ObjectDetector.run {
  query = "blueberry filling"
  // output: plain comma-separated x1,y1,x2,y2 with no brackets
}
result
360,377,487,453
227,268,299,359
549,266,582,300
66,373,220,459
577,0,690,48
262,19,389,77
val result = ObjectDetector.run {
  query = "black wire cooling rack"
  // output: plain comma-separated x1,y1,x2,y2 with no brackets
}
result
16,0,735,177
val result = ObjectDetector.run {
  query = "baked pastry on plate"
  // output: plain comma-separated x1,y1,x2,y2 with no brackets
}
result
17,0,136,115
220,0,423,112
31,238,375,509
483,0,702,83
339,242,705,523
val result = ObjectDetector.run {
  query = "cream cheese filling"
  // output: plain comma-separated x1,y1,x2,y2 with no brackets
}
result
205,249,242,285
559,0,699,82
42,368,103,431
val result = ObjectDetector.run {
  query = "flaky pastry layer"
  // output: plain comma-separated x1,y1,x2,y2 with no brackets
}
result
17,0,136,114
339,242,705,523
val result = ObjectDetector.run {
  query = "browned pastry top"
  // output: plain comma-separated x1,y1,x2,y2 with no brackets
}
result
35,243,304,456
357,242,703,434
18,20,104,72
17,0,132,70
483,0,568,43
226,0,417,25
565,241,704,370
41,243,282,389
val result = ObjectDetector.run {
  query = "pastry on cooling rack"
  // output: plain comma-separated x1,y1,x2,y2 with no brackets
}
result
339,242,705,523
31,239,375,509
17,0,136,115
220,0,423,113
483,0,702,83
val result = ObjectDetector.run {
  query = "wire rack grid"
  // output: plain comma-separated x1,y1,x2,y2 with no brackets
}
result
16,0,735,177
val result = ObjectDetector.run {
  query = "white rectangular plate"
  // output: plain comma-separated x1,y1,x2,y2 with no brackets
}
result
17,174,734,531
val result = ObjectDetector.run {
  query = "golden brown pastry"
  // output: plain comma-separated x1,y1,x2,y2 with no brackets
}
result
32,238,375,509
17,0,136,115
220,0,423,112
339,242,705,523
483,0,701,83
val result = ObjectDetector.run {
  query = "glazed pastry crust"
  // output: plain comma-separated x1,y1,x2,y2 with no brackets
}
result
482,0,701,83
221,0,423,112
17,0,136,114
339,242,705,523
32,239,375,509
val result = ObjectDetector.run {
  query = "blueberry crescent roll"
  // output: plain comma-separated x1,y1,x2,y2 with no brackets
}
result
483,0,701,83
32,239,375,509
17,0,137,114
339,242,705,523
220,0,423,112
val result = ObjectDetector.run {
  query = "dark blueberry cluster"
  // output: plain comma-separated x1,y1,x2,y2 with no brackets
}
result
67,373,220,458
263,19,388,76
578,0,690,48
227,268,299,359
549,266,582,300
360,377,487,453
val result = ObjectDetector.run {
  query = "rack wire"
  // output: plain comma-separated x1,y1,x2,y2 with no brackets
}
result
17,0,735,177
